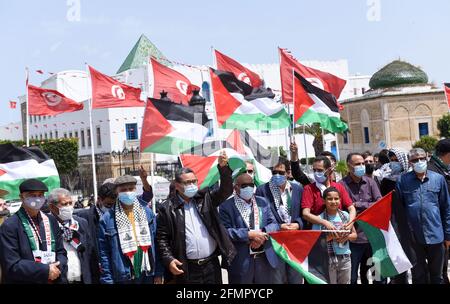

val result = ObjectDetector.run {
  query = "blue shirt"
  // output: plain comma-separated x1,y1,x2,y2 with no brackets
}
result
396,170,450,245
180,195,217,259
312,211,351,255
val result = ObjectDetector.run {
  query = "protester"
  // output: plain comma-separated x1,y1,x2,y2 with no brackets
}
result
156,151,235,284
98,175,163,284
0,189,10,226
302,156,356,228
320,151,342,182
379,148,409,196
0,179,68,283
312,187,357,284
219,173,280,283
47,188,94,284
290,142,312,186
427,138,450,284
340,152,384,284
362,151,376,179
396,148,450,284
373,149,391,184
255,158,304,284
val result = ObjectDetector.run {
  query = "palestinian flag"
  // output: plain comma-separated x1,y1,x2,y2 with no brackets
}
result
140,98,209,155
210,68,290,130
444,83,450,110
182,130,274,187
269,230,329,284
214,49,263,88
293,71,348,133
355,191,412,278
279,47,346,103
0,144,60,200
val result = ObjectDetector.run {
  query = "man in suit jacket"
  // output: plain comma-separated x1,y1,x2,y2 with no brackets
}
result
0,179,68,284
47,188,95,284
219,173,280,283
255,158,304,284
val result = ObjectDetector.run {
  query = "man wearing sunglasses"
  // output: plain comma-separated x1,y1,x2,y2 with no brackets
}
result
219,173,280,283
396,148,450,284
156,151,235,284
255,158,304,284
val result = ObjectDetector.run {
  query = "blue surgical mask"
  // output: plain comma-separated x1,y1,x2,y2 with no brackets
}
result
314,172,327,184
23,196,46,210
118,191,137,205
413,160,427,174
271,174,286,187
184,184,198,198
239,186,254,201
390,161,403,174
354,165,366,178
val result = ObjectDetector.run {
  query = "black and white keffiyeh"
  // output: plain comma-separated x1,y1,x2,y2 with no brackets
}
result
269,180,291,223
234,195,260,230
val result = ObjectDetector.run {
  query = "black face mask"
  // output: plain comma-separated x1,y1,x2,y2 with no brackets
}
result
365,163,375,175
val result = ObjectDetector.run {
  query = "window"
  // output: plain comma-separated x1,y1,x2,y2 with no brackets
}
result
96,127,102,147
63,133,67,138
343,131,349,144
361,88,366,94
55,130,58,138
419,123,429,137
50,132,53,139
69,132,73,138
364,127,370,144
202,81,211,102
44,133,48,140
353,88,358,96
81,130,85,148
75,131,78,139
87,128,91,147
39,134,42,140
38,116,41,122
125,123,138,140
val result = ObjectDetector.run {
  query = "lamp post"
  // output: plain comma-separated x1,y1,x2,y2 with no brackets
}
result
111,150,123,176
122,146,139,175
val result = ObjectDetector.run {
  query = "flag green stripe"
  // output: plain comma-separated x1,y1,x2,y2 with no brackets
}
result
200,157,246,189
222,110,291,130
296,108,348,133
0,176,60,200
357,220,399,277
270,237,327,284
142,136,202,155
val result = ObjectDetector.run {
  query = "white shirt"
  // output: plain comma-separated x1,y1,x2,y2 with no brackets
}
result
63,241,82,282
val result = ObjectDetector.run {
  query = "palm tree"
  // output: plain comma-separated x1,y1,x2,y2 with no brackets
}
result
294,123,325,156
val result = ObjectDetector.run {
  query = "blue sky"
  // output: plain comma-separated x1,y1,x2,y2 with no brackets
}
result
1,0,449,124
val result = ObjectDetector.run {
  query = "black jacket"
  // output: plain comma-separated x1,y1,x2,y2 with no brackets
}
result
76,205,101,283
0,208,68,284
69,215,95,284
290,160,312,186
428,156,450,195
156,164,236,283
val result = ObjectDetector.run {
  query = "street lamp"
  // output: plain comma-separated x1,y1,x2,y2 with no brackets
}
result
112,146,140,176
111,150,123,176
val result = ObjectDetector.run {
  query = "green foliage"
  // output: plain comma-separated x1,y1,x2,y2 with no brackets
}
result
335,160,348,176
279,146,287,158
0,138,79,174
300,157,315,165
437,113,450,138
412,135,438,154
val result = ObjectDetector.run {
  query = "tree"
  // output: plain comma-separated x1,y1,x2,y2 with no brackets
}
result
294,123,324,156
412,136,438,154
437,113,450,138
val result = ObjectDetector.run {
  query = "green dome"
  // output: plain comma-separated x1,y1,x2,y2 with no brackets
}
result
369,60,428,89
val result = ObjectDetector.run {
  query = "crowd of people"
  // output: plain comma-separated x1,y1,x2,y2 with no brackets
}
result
0,139,449,284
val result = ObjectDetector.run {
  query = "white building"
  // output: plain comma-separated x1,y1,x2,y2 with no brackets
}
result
0,122,23,141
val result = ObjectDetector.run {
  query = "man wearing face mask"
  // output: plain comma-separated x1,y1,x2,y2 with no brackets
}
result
396,148,450,284
427,139,450,284
255,158,304,284
98,175,163,284
0,179,68,283
156,151,235,284
340,153,383,284
47,188,93,284
219,173,280,283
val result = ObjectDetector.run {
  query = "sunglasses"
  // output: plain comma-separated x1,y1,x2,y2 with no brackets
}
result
410,157,427,164
179,179,198,186
240,183,255,188
272,170,286,175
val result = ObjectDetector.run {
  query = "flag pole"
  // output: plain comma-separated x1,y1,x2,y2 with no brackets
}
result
209,46,220,141
25,67,30,147
145,56,156,214
303,124,308,161
85,63,98,201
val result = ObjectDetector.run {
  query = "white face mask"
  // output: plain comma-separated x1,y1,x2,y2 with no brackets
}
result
58,206,74,221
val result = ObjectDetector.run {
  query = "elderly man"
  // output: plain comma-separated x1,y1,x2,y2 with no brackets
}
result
219,173,280,283
0,179,67,283
340,152,383,284
255,158,304,284
98,175,163,284
396,148,450,284
47,188,94,284
157,151,235,284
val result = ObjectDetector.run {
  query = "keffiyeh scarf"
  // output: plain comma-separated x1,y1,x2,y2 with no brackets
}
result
269,180,291,223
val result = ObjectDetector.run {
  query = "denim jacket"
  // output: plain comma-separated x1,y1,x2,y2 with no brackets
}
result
98,199,164,284
396,170,450,245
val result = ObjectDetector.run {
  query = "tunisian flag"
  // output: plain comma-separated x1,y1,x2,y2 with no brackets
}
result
279,48,347,103
151,58,199,105
27,85,83,115
89,65,144,109
215,49,263,88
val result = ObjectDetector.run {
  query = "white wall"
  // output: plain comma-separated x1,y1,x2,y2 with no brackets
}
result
0,122,23,141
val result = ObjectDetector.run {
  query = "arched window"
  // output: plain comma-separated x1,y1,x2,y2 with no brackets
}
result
361,109,370,144
202,81,210,102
